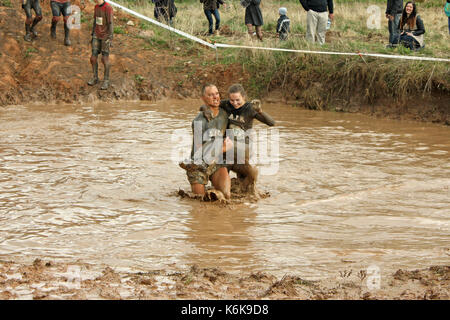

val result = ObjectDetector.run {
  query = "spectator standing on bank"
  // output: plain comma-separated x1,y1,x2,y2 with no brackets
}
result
277,7,290,41
299,0,334,45
242,0,264,41
200,0,225,35
386,0,403,48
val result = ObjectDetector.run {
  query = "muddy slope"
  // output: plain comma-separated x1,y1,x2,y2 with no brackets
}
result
0,0,243,105
0,0,448,125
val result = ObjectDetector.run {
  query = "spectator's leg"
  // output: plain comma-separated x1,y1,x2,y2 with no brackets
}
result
448,16,450,35
255,26,263,41
213,8,220,32
306,10,317,43
389,13,401,45
316,11,328,45
246,24,254,37
204,9,214,34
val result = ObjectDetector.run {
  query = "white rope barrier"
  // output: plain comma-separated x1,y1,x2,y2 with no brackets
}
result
107,0,450,63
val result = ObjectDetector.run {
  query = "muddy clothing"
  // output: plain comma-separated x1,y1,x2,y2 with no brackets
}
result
277,14,290,40
92,2,113,40
220,101,275,131
299,0,334,14
50,0,71,17
187,107,228,185
220,100,275,166
245,0,263,26
186,162,223,185
386,0,403,15
92,38,111,56
23,0,42,19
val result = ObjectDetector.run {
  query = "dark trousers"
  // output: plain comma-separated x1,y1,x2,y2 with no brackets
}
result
204,9,220,34
388,13,401,45
24,0,42,18
393,33,421,50
50,1,71,17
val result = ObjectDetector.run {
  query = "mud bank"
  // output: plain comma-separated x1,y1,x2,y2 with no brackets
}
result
1,1,448,124
0,258,448,300
0,0,242,105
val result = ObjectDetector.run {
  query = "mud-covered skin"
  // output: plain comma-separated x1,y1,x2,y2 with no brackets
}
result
201,100,275,194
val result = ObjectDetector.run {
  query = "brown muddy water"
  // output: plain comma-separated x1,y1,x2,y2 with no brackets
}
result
0,100,449,280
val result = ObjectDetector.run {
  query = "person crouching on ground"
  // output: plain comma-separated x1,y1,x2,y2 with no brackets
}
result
50,0,72,46
395,1,425,50
201,0,225,36
88,0,114,90
22,0,43,42
277,7,290,41
180,85,233,199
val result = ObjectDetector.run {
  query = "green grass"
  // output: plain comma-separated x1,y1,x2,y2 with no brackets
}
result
0,0,12,7
111,0,449,104
114,26,126,35
24,47,38,58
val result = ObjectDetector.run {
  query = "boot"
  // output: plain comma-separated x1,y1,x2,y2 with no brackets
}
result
87,63,99,86
24,23,32,42
64,23,71,46
30,18,40,37
50,20,57,39
100,64,110,90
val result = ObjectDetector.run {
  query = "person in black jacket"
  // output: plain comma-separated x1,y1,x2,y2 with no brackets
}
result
277,7,290,40
153,0,177,25
395,1,425,50
299,0,334,45
386,0,403,47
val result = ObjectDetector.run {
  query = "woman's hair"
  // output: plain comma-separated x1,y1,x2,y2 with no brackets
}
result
400,1,417,30
228,83,246,97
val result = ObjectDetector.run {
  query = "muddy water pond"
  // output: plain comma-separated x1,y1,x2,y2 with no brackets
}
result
0,100,449,279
